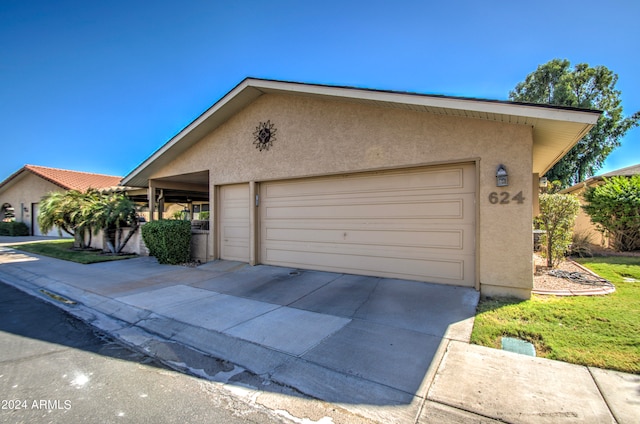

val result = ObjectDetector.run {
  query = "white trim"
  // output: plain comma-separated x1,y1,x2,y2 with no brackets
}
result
251,79,599,124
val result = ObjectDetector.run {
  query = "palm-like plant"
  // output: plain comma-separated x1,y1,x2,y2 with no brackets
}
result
38,190,96,248
91,192,140,254
38,189,140,253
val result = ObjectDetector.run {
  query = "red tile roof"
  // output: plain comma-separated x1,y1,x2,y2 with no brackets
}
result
21,165,122,191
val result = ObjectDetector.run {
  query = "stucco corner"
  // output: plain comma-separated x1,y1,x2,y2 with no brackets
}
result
480,283,532,300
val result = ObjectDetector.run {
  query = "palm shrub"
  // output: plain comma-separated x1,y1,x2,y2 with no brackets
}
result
583,175,640,251
38,190,97,248
90,192,140,254
535,193,581,267
38,189,140,253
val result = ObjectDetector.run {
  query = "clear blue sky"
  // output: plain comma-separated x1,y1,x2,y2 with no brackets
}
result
2,0,639,182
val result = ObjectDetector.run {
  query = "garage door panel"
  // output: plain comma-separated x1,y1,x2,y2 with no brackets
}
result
222,206,249,219
223,225,249,239
265,227,468,250
220,184,250,262
264,167,470,199
260,163,476,286
263,248,474,284
264,238,472,263
264,199,467,220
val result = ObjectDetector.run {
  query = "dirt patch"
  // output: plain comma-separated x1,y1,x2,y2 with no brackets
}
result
533,253,614,294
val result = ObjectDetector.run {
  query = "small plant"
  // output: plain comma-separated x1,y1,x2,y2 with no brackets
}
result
535,193,581,267
200,211,210,220
570,231,594,258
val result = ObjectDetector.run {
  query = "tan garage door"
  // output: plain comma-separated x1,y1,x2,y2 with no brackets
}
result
260,163,476,286
219,184,250,261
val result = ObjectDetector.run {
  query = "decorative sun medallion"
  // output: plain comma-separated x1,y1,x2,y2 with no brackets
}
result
253,120,277,151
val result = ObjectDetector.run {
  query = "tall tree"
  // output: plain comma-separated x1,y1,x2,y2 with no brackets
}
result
510,59,639,187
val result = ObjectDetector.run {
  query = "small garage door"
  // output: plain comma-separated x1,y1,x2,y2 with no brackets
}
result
260,163,476,286
219,184,250,261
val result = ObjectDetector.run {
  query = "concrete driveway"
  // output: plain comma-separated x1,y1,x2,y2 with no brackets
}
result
3,238,636,423
0,240,479,418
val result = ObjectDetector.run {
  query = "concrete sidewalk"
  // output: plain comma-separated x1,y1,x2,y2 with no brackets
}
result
0,238,637,423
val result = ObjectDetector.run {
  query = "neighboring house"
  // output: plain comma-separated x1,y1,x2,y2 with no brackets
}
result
0,165,122,236
122,78,600,299
561,163,640,247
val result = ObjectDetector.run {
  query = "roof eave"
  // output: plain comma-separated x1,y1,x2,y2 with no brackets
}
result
0,166,71,193
121,78,601,187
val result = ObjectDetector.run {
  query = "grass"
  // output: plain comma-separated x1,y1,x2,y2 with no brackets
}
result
11,240,137,264
470,256,640,374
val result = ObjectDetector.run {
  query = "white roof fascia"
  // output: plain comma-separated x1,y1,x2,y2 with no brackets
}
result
250,79,599,125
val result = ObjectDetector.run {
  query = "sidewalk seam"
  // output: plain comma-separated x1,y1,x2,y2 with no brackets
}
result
414,338,450,423
587,367,620,424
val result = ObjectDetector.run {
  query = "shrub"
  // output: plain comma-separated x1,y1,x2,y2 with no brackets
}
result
141,220,191,264
570,231,594,258
535,193,581,267
583,175,640,251
0,221,30,236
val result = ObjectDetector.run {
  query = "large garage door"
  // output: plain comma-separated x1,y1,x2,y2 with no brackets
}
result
220,184,250,261
260,163,475,286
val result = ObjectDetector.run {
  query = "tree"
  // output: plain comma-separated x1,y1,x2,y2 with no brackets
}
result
38,190,98,248
90,192,140,255
510,59,639,187
38,189,140,254
583,175,640,251
536,193,581,267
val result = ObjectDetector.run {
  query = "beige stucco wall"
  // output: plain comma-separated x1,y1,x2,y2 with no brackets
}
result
191,231,208,263
0,172,64,232
569,185,608,247
152,93,535,297
87,227,147,255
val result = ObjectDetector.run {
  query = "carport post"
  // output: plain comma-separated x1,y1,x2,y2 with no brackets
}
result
147,183,155,222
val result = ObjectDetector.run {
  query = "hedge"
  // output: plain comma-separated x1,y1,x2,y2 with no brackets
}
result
141,220,191,264
0,221,30,236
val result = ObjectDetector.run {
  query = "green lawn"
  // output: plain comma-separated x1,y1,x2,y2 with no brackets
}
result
11,240,137,264
470,256,640,374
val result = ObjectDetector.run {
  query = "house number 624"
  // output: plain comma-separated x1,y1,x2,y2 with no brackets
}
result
488,191,525,205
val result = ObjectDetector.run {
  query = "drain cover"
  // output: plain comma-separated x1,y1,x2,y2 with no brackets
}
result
501,337,536,357
40,289,77,305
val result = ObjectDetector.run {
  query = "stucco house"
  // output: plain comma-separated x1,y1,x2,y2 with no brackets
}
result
0,165,122,236
122,78,600,299
561,163,640,247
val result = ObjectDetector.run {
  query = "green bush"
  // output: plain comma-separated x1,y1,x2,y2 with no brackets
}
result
141,220,191,264
535,193,581,267
0,221,30,236
583,175,640,251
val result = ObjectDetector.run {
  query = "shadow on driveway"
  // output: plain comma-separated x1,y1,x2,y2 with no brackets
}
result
0,242,480,412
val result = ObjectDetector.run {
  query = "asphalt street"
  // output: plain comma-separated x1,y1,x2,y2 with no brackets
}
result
0,281,288,424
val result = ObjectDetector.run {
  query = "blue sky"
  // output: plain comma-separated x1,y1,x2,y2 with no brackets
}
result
1,0,639,182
